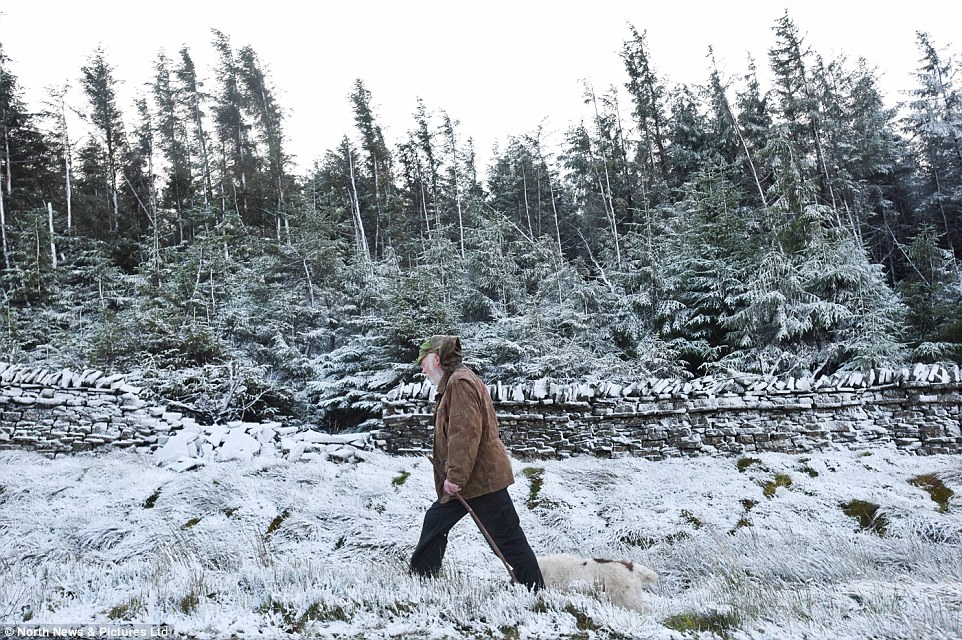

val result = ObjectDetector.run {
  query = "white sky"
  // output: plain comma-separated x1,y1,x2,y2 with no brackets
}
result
1,1,959,175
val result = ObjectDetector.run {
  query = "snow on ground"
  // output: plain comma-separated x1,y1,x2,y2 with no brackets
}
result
1,446,961,639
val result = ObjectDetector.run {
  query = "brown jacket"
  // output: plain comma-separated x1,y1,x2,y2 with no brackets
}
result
429,340,514,503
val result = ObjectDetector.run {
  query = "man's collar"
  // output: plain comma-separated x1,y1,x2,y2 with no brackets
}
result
434,364,464,397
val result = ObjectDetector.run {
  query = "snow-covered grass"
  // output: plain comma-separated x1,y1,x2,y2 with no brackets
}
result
1,446,961,639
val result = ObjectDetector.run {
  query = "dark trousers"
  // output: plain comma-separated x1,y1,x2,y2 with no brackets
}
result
410,488,544,590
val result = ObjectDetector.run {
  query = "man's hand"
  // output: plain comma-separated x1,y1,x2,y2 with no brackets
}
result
443,479,461,495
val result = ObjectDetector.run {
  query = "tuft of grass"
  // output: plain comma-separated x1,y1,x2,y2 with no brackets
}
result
741,498,759,511
737,457,762,473
266,509,291,538
841,499,888,536
762,473,793,498
499,625,520,639
143,490,160,509
664,611,739,637
909,473,954,513
532,598,549,614
681,509,704,529
392,471,411,487
106,597,143,621
522,467,544,510
260,598,349,634
563,604,600,631
729,517,753,534
182,517,201,529
179,592,200,614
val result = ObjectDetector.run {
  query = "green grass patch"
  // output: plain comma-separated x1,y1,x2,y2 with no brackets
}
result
909,473,954,513
563,604,600,631
182,517,202,529
737,457,762,473
143,490,160,509
729,517,753,534
266,509,291,538
664,611,739,637
499,625,520,639
762,473,793,498
179,592,200,614
522,467,544,509
681,509,703,529
841,499,888,536
106,597,143,621
259,598,348,634
392,471,411,487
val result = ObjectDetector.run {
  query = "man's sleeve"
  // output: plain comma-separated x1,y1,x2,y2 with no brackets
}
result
444,379,483,487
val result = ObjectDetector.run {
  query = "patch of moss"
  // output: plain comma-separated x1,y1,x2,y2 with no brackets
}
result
737,457,762,473
266,509,291,538
522,467,544,510
664,611,739,637
762,473,793,498
841,499,888,536
909,474,954,513
143,490,160,509
182,517,202,529
392,471,411,487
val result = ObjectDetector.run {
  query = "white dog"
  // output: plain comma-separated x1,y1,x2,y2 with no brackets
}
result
537,554,657,612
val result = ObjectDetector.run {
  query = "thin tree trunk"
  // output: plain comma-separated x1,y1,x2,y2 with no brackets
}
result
47,202,57,269
347,145,370,261
521,164,534,239
0,171,8,270
61,94,73,229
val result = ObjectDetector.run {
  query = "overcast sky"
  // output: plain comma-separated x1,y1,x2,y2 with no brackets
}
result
1,1,958,174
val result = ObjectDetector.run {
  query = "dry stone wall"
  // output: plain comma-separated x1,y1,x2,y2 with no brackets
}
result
0,362,372,468
378,364,962,459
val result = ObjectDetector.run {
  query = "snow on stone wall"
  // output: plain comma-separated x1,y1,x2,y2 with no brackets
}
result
4,360,961,465
0,362,372,469
378,364,962,459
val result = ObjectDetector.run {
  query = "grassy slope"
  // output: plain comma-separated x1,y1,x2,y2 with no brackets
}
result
1,447,960,639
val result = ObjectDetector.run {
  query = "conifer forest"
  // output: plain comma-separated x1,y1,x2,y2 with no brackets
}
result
1,15,961,431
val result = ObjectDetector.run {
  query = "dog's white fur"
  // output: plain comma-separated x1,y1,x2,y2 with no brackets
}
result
537,554,657,612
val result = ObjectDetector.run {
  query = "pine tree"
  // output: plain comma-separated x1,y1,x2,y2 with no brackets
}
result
80,46,126,234
621,25,670,195
349,79,393,258
153,51,192,243
904,32,962,253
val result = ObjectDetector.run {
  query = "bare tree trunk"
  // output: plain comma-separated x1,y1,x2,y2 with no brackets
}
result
0,171,8,270
47,202,57,269
347,145,370,261
521,164,534,238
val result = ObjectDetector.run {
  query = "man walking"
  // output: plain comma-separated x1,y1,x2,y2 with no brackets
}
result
410,335,544,590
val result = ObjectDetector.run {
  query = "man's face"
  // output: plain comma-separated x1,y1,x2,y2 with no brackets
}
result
421,352,444,385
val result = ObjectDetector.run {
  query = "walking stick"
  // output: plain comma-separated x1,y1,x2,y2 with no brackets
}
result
425,455,518,584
